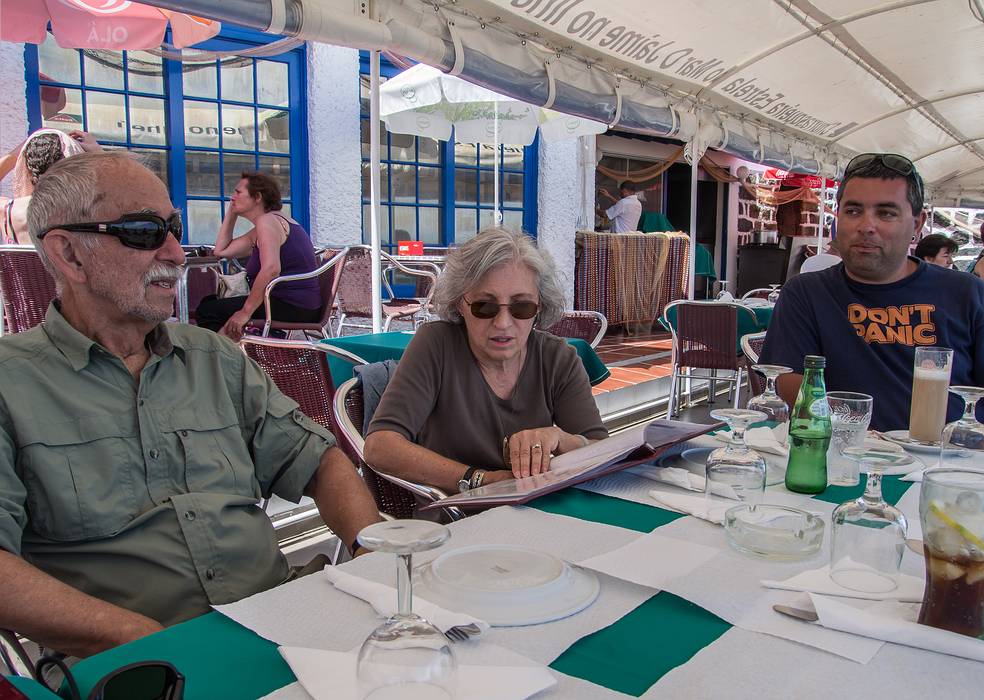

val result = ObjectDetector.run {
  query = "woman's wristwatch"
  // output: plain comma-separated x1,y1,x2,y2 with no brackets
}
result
457,467,486,493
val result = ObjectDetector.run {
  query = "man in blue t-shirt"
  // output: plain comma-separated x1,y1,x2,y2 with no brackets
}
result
761,153,984,431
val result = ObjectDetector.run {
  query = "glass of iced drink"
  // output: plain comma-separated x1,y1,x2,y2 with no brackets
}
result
918,468,984,639
909,347,953,444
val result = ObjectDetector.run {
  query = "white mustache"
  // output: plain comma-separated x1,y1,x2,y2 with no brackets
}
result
144,264,182,285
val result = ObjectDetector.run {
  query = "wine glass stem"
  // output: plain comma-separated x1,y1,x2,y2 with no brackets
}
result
962,396,979,422
862,467,883,506
765,375,777,396
396,553,413,617
730,422,747,450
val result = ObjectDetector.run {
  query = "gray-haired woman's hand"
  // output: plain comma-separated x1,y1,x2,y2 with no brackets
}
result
506,426,564,479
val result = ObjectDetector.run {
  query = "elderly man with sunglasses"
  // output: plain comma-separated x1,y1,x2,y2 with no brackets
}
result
0,152,381,658
761,153,984,431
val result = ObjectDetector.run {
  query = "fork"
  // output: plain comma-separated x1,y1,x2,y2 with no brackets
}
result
444,623,482,642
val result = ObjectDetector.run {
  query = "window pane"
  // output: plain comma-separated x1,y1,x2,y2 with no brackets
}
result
391,133,415,162
221,58,253,102
38,35,79,84
479,144,498,167
186,151,221,196
362,204,390,243
127,51,164,94
360,118,386,159
503,172,524,207
256,60,289,107
183,62,217,99
455,168,477,205
391,163,416,203
41,87,83,131
129,96,167,145
359,75,370,115
419,166,440,204
280,202,292,220
418,137,440,164
501,209,524,232
392,206,417,242
257,108,289,153
257,155,291,198
479,209,497,230
186,200,221,244
361,162,390,203
503,145,524,170
419,208,441,244
129,148,168,185
454,208,477,242
479,170,495,205
84,52,124,90
184,100,219,148
85,91,126,142
223,152,256,196
222,104,255,150
454,141,477,166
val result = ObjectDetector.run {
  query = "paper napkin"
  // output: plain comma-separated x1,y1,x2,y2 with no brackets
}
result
762,565,925,602
714,425,788,457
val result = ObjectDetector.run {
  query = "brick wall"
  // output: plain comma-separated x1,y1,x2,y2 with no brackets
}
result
736,177,776,244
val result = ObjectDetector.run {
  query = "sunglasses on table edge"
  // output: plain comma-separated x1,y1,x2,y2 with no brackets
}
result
38,213,183,251
464,298,540,320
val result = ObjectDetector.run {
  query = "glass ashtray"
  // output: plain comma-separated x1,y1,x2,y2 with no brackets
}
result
724,504,824,561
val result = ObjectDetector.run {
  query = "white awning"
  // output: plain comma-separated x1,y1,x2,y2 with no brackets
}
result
125,0,984,206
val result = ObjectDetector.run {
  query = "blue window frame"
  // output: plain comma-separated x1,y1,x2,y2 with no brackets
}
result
24,26,308,245
358,53,538,253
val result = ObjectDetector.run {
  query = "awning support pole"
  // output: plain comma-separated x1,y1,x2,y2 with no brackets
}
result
817,179,826,252
369,50,383,333
688,143,698,301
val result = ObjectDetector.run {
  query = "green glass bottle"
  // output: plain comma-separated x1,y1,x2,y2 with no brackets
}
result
785,355,832,494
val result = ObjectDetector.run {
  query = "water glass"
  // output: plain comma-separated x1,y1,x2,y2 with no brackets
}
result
706,409,768,506
826,392,874,486
909,346,953,444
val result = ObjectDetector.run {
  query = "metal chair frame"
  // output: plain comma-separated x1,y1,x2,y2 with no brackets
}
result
332,377,463,521
335,245,439,335
740,331,768,398
0,629,35,678
545,310,608,348
740,287,775,301
662,300,758,417
256,247,350,339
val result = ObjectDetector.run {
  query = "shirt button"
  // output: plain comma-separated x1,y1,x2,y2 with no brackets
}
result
205,568,215,581
180,430,189,437
149,449,160,459
183,510,196,521
138,399,145,407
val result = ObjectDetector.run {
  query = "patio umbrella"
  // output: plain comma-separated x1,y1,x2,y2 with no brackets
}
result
0,0,220,50
379,63,607,222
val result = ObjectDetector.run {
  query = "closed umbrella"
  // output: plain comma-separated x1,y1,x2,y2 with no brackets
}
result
1,0,220,49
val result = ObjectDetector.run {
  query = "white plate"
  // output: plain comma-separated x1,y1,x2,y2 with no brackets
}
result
658,447,787,486
881,430,960,456
414,545,600,627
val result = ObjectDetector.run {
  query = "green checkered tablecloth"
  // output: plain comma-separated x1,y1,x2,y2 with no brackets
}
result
321,332,610,387
12,477,911,700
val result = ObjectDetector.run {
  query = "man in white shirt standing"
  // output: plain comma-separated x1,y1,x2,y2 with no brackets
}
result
598,181,643,233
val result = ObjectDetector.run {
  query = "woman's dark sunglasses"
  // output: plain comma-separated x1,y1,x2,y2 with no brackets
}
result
843,153,924,201
38,213,183,250
36,656,184,700
466,299,539,320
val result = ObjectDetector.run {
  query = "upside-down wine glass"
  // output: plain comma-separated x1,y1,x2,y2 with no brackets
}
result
748,365,793,424
767,284,781,304
939,386,984,465
356,520,457,700
706,408,769,507
829,447,911,593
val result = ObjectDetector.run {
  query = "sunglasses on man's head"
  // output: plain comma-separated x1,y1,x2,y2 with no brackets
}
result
842,153,924,202
38,212,183,250
36,656,184,700
465,299,539,320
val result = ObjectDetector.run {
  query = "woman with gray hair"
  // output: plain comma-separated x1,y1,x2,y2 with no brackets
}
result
365,228,607,496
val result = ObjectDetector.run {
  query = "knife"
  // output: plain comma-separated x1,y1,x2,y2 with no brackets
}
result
772,603,819,623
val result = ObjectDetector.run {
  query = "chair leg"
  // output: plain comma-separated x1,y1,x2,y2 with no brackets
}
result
382,314,393,332
336,314,347,336
708,369,717,404
683,367,692,409
733,367,743,408
668,366,679,418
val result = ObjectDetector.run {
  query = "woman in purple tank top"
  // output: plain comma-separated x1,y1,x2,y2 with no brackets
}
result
195,171,321,340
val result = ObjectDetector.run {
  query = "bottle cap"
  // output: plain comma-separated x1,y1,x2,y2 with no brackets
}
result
804,355,826,369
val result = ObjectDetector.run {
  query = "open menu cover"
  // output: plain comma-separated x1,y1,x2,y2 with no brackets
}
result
420,419,720,510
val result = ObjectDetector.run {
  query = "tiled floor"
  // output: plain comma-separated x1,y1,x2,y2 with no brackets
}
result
592,331,674,396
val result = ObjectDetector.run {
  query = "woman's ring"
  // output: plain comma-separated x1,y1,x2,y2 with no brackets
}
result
532,443,542,451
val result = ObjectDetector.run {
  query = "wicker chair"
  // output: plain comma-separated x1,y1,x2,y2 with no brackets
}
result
544,310,608,348
245,247,349,339
661,300,759,417
741,331,768,398
332,377,462,521
334,246,438,335
0,245,56,335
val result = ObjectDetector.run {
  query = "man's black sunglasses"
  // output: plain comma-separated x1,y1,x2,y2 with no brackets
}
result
842,153,924,203
36,656,184,700
38,213,183,251
465,299,539,320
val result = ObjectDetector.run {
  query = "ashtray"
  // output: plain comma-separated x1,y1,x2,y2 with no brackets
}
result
724,504,824,561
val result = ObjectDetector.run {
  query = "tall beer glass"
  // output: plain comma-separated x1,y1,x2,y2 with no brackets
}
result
909,347,953,444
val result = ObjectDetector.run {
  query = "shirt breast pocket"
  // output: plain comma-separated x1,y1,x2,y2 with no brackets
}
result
19,419,136,542
167,410,258,499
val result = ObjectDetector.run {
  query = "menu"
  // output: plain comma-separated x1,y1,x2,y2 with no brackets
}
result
420,419,720,510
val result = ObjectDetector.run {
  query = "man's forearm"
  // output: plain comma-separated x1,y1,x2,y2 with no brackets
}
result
776,373,802,413
0,551,162,658
306,447,382,555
